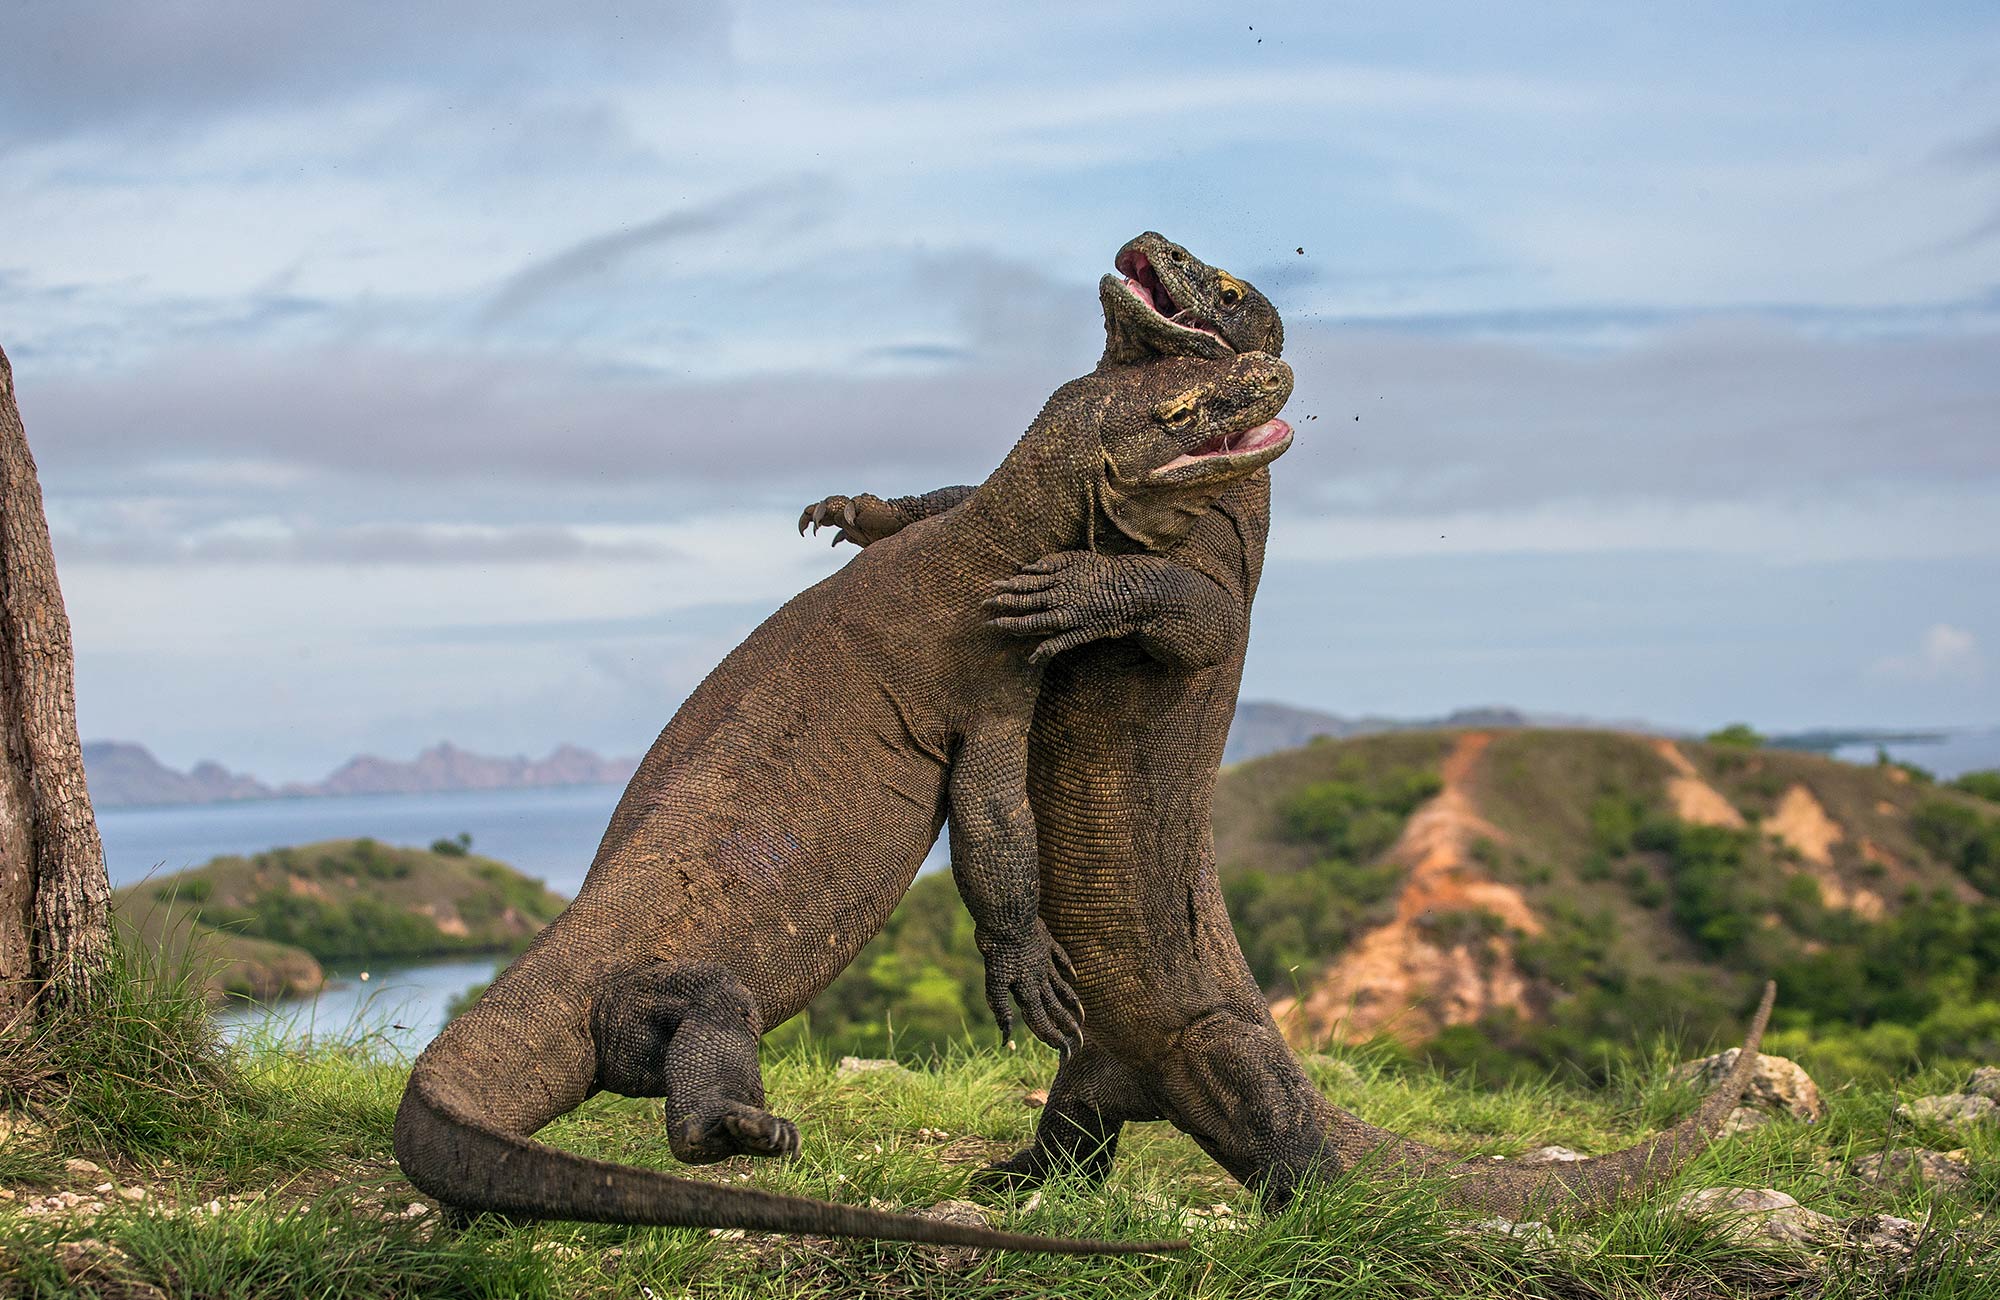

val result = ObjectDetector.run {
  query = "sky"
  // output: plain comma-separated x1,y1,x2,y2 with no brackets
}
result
3,1,1998,780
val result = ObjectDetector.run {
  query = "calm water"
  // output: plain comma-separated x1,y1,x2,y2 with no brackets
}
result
99,783,629,897
1832,729,2000,781
102,782,948,1050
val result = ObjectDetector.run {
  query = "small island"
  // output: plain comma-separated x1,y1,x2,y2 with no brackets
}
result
111,836,569,1003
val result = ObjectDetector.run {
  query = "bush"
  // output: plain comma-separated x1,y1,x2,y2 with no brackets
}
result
1705,723,1765,748
1952,769,2000,803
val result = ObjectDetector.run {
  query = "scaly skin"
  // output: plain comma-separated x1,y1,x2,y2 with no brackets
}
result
392,296,1295,1252
805,232,1776,1218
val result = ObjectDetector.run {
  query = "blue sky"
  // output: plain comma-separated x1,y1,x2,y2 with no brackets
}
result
3,1,1997,778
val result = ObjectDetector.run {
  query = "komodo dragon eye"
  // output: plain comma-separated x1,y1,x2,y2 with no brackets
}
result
1154,391,1201,427
1216,274,1245,308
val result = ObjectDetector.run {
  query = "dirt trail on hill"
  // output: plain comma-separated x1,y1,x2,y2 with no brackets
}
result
1270,732,1543,1047
1652,739,1745,828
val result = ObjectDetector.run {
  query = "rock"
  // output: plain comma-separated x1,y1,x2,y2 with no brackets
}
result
1721,1106,1773,1136
1844,1214,1922,1256
914,1199,998,1269
63,1157,104,1177
0,1111,45,1146
1853,1148,1974,1193
1967,1067,2000,1100
1514,1145,1588,1164
1670,1050,1824,1121
836,1056,909,1077
117,1186,148,1202
1669,1187,1838,1249
1130,1191,1249,1234
1455,1217,1558,1249
1895,1093,1998,1134
1020,1089,1049,1109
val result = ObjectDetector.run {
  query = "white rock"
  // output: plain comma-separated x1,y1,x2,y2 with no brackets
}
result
1895,1094,1999,1134
1844,1214,1923,1255
1965,1067,2000,1101
1853,1148,1973,1193
836,1056,909,1077
1513,1145,1587,1164
1671,1050,1825,1121
1669,1186,1838,1249
63,1157,103,1177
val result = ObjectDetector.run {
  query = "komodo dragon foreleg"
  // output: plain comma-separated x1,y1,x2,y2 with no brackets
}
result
951,721,1085,1052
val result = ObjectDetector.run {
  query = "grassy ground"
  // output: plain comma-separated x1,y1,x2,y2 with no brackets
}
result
2,961,1996,1298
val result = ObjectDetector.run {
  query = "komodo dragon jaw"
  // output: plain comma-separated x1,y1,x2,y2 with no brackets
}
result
1091,350,1293,552
1110,231,1285,359
393,1068,1187,1254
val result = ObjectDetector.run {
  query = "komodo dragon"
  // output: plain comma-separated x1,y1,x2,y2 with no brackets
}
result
393,320,1296,1252
805,233,1777,1218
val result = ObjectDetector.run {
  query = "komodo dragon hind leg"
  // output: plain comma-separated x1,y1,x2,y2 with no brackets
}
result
970,1046,1159,1195
591,960,801,1164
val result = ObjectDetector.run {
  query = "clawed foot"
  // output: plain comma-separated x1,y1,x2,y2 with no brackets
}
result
722,1105,801,1158
796,494,904,548
675,1103,801,1162
967,1151,1046,1199
977,920,1085,1054
985,551,1131,664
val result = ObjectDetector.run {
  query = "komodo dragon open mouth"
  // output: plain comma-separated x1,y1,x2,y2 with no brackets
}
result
1117,247,1224,342
1153,417,1293,478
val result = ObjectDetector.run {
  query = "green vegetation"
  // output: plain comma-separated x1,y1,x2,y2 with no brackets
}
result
1952,769,2000,803
114,839,567,986
3,952,1994,1298
772,872,987,1059
1226,756,1440,988
1705,722,1766,748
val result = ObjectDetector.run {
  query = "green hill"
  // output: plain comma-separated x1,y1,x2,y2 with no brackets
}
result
801,729,2000,1081
112,837,568,1002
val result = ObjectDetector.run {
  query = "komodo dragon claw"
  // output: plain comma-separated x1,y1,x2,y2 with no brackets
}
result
798,494,903,548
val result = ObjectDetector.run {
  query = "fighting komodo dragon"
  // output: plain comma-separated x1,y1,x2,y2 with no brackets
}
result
806,232,1777,1218
394,317,1295,1251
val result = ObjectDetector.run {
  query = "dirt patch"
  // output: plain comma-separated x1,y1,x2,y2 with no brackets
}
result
1762,785,1884,918
415,904,470,938
1271,733,1543,1047
1766,785,1842,866
1652,740,1745,829
285,874,330,900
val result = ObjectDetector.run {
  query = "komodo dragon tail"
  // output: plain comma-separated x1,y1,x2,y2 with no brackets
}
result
1373,980,1777,1217
394,1066,1187,1255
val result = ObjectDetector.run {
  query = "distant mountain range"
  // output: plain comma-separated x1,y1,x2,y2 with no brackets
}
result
1221,701,1658,765
83,705,1997,809
82,740,640,809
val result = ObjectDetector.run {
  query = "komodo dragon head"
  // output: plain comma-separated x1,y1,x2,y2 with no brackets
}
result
1087,350,1294,552
1102,231,1284,364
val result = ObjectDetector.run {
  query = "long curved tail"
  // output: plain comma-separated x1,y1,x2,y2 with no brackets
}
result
393,1066,1186,1255
1346,980,1777,1216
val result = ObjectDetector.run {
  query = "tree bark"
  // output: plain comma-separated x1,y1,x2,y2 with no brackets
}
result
0,343,111,1022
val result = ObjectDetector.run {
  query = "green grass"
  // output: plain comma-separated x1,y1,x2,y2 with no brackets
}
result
3,959,1997,1297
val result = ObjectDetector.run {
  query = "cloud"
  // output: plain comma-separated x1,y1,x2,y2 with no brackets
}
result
1874,624,1984,681
52,523,671,568
0,2,729,146
20,307,2000,532
479,178,833,325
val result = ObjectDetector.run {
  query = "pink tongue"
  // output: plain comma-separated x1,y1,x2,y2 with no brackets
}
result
1123,276,1156,310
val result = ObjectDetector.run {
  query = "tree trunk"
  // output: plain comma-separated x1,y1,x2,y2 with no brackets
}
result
0,343,111,1023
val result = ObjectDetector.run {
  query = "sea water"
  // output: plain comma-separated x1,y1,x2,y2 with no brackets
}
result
100,783,949,1051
